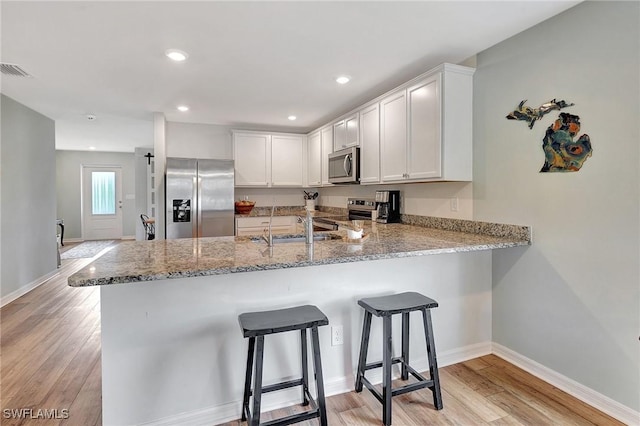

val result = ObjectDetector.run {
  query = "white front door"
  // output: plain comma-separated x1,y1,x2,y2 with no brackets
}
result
82,166,123,240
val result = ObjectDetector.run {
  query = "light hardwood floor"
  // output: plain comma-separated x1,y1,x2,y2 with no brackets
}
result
1,245,622,426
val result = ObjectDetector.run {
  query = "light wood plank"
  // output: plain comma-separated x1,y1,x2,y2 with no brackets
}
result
0,247,623,426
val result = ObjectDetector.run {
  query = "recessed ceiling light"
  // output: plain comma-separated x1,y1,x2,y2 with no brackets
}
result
336,76,351,85
288,115,297,121
177,105,189,112
165,49,188,62
89,146,96,150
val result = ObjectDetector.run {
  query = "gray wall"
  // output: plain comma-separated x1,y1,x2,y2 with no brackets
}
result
1,95,56,300
56,150,136,239
473,1,639,411
166,122,232,160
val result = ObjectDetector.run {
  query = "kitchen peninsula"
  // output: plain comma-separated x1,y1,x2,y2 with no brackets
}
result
70,218,530,425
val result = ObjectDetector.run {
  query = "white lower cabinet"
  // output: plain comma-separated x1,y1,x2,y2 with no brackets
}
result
235,216,297,236
233,131,305,187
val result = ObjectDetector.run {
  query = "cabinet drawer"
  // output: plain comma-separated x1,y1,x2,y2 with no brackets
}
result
236,216,297,235
236,225,293,236
236,216,294,228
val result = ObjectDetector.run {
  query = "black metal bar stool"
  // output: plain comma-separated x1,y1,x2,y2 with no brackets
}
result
238,305,329,426
355,292,443,425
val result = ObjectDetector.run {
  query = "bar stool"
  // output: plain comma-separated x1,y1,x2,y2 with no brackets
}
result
238,305,329,426
355,292,443,425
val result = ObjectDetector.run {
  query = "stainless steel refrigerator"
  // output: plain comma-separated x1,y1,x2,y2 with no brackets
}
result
165,158,235,239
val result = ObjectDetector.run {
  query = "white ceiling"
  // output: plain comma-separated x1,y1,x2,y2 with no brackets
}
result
1,1,580,153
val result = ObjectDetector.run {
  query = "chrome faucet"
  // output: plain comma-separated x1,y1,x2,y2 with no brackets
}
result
297,208,314,244
262,205,275,246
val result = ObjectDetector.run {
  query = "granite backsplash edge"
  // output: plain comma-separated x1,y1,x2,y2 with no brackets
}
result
401,214,531,243
246,205,531,243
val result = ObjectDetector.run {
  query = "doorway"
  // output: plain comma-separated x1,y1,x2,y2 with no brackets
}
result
82,166,123,240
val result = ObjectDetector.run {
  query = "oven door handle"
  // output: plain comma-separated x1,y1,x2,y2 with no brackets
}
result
349,213,372,221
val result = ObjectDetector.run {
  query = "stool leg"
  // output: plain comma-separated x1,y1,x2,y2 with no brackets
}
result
241,337,256,421
422,308,443,410
355,311,372,392
401,312,409,381
311,326,327,426
301,328,309,406
382,315,393,426
251,336,265,426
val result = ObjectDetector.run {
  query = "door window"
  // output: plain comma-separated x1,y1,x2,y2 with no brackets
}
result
91,171,116,215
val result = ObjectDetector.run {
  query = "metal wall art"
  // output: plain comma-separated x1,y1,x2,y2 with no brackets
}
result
506,98,592,172
506,99,574,129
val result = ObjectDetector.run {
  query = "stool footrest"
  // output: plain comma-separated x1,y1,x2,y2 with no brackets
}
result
392,380,433,397
243,386,321,426
360,360,435,399
261,408,320,426
262,378,304,394
363,356,404,371
360,376,383,404
404,364,427,382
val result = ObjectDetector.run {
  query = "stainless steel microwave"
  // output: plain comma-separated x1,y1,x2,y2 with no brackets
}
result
328,147,359,184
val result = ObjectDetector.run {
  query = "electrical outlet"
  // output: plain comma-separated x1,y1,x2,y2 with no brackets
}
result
450,197,459,212
331,325,343,346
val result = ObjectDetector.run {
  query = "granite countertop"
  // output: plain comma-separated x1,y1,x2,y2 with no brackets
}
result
68,219,531,287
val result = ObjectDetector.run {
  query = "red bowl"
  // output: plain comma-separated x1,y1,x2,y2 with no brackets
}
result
234,202,255,214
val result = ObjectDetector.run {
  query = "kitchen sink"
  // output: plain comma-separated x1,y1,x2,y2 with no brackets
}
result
251,233,342,244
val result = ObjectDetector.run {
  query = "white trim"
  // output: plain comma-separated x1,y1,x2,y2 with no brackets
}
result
63,238,84,244
140,341,492,426
63,236,134,243
0,269,59,307
492,343,640,426
140,341,640,426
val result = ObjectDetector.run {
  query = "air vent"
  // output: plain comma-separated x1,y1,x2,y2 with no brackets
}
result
0,63,32,77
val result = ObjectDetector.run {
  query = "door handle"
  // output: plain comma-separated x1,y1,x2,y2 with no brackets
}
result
343,154,352,176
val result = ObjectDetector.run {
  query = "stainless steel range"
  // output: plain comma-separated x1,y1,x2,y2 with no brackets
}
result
312,197,377,231
347,197,376,220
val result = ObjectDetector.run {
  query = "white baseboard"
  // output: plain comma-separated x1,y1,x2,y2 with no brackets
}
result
121,235,135,240
141,341,492,426
62,237,84,244
142,341,640,425
492,343,639,426
0,269,59,307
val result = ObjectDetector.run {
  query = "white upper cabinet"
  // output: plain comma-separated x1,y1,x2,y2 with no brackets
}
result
320,125,333,186
233,132,270,187
380,90,407,182
380,64,473,183
307,131,322,186
233,131,305,187
407,73,441,180
333,113,359,152
359,103,380,184
271,134,304,186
